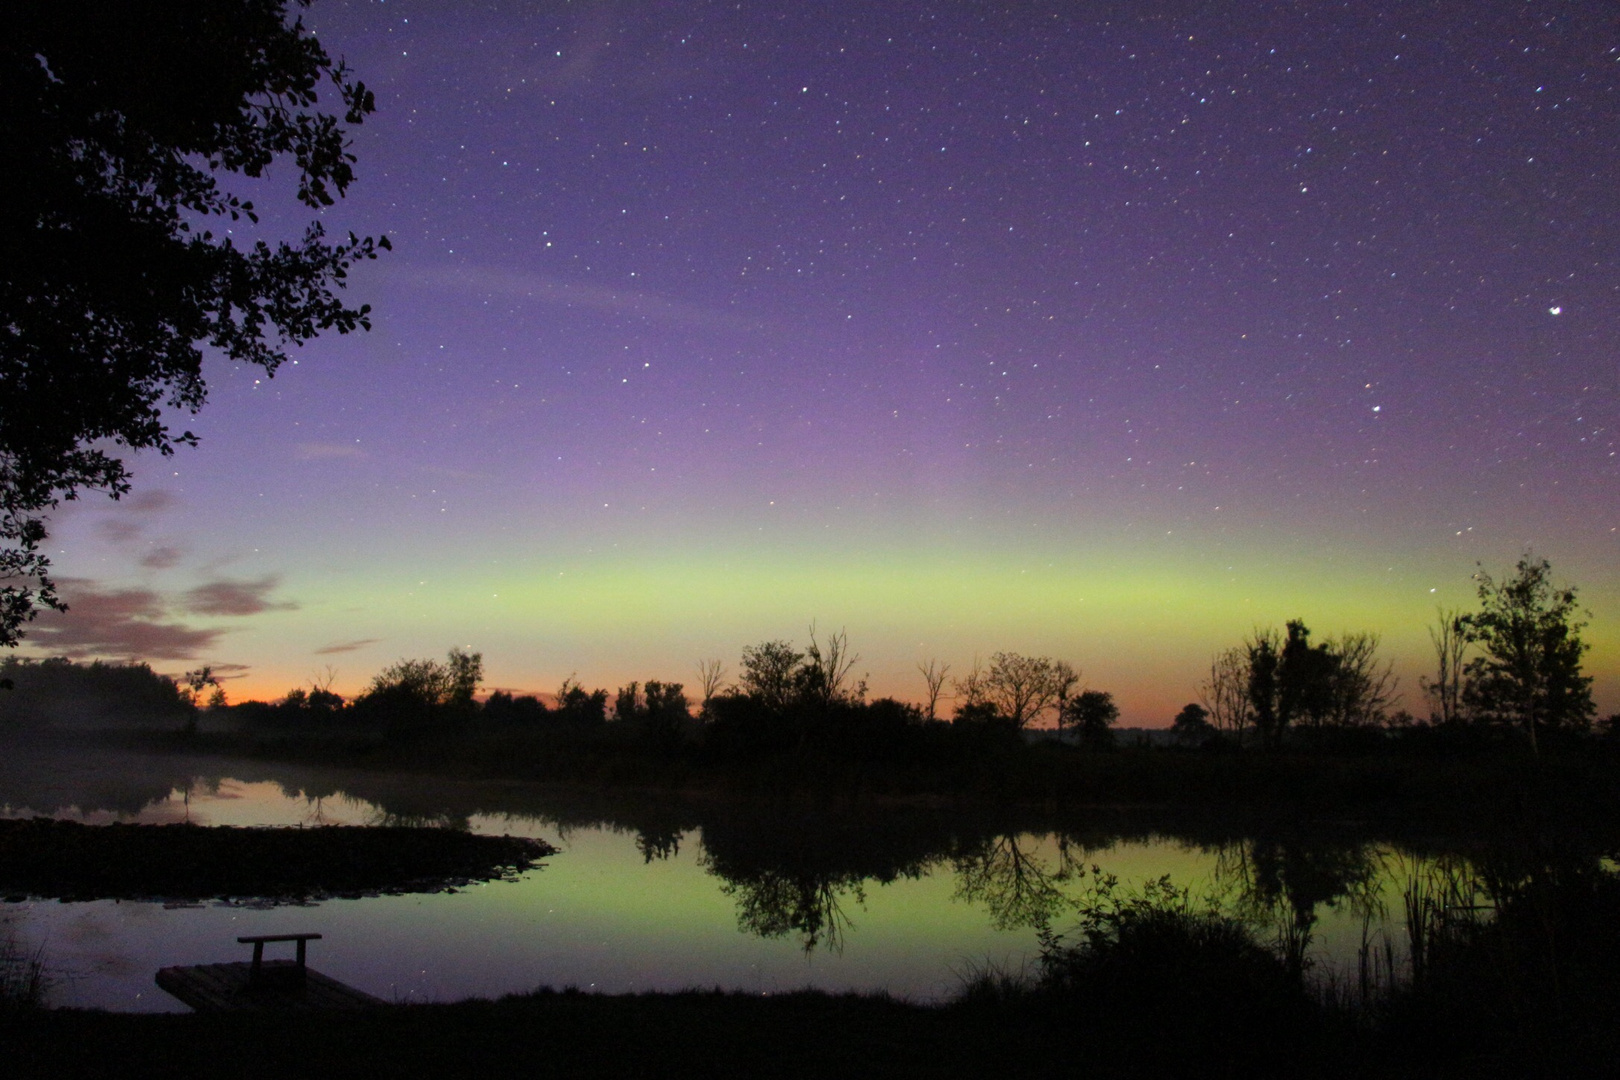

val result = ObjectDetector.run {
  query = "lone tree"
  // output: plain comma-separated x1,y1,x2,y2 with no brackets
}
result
1200,646,1253,744
916,658,950,723
1,1,388,647
1062,689,1120,748
796,625,865,708
694,658,727,707
1171,702,1214,746
1461,555,1593,753
1250,621,1340,746
737,640,803,712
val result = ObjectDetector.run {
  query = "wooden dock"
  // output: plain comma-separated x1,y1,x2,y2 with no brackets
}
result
155,933,384,1012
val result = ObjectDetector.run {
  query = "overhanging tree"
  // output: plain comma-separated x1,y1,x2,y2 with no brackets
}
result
1,1,388,647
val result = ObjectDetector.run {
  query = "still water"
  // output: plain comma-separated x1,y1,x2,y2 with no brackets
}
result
2,752,1457,1012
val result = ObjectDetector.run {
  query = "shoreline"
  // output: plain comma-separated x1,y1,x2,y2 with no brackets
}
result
0,818,553,903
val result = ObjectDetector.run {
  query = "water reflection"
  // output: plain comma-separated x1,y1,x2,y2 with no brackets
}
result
633,824,684,863
1214,837,1386,976
3,740,1617,1010
952,834,1085,932
696,812,939,953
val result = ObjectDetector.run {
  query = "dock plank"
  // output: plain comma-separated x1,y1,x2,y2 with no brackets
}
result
156,962,385,1012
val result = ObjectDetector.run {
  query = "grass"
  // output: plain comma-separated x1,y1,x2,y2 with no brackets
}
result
1,984,1370,1080
0,923,47,1011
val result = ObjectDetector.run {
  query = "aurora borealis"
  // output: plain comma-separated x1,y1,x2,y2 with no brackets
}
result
22,0,1619,721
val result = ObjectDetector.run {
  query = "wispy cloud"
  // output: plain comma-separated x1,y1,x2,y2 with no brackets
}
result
313,638,381,656
139,546,183,570
296,441,367,461
90,489,182,561
26,572,298,663
376,262,750,331
125,490,177,514
28,579,227,661
181,576,298,617
422,464,486,482
95,520,142,544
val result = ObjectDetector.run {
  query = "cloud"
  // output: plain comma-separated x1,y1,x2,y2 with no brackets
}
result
28,579,227,661
95,520,142,544
91,489,181,555
422,464,486,482
139,546,183,570
313,638,381,656
126,490,177,513
376,262,749,331
296,441,367,461
181,576,297,616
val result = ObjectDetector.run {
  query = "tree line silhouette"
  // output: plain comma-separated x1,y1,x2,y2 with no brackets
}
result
2,555,1612,781
248,553,1607,753
1195,555,1598,753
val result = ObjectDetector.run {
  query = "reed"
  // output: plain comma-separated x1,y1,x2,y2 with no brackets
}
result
1403,858,1486,990
0,926,47,1010
950,957,1034,1007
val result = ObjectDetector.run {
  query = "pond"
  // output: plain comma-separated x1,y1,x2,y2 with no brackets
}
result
1,746,1483,1012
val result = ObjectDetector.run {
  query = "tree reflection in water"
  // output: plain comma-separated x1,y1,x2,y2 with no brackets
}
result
951,834,1086,932
9,741,1615,993
1215,837,1385,978
634,825,685,863
713,866,869,953
694,813,940,953
702,829,1104,952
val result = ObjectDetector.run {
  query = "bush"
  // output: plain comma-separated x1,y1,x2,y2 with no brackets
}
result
1034,871,1325,1065
1383,862,1620,1072
352,649,482,740
482,690,549,726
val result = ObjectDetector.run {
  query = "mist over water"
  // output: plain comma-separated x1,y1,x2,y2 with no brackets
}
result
1,741,1491,1011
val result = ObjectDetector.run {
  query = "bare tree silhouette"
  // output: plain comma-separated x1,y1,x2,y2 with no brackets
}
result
917,658,951,723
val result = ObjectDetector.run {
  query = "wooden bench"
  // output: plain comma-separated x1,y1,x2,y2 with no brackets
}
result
239,933,320,988
156,933,385,1012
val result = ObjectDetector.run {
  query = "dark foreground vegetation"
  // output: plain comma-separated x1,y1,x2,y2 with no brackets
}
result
0,742,1615,1077
4,859,1616,1079
0,819,552,902
0,988,1350,1080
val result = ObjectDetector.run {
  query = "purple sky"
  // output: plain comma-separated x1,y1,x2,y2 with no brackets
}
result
26,0,1619,720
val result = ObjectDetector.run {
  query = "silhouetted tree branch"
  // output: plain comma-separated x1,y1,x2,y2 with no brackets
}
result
1421,607,1469,725
1461,555,1593,753
917,658,950,723
1,1,389,646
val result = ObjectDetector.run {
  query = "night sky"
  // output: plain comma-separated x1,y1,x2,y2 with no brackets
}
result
25,0,1620,721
